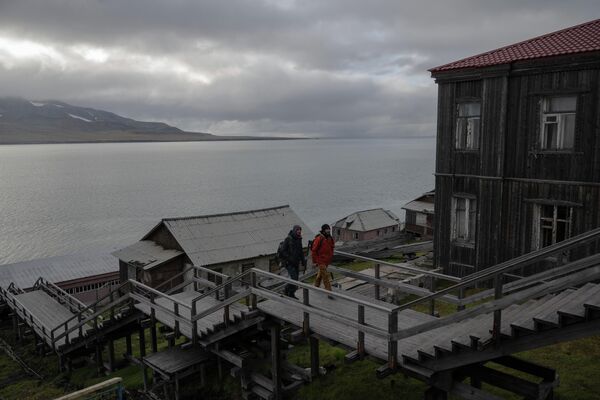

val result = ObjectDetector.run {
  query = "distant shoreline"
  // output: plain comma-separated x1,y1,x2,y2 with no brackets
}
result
0,137,307,145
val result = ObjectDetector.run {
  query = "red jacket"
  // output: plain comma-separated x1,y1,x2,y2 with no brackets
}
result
311,233,335,265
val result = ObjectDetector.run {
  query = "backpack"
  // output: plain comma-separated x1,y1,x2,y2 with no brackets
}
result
277,239,287,261
311,233,324,253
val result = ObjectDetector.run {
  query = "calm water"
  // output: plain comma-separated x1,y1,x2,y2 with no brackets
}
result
0,138,435,264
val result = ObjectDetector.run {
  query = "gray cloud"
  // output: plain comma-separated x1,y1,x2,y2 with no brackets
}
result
0,0,597,137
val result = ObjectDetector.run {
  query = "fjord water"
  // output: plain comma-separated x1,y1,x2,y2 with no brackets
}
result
0,138,435,264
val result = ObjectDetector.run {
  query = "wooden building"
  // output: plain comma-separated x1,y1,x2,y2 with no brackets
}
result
430,18,600,277
333,208,400,243
113,205,313,287
402,190,434,239
0,252,119,304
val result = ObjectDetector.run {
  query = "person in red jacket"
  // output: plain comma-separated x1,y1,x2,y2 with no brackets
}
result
312,224,335,292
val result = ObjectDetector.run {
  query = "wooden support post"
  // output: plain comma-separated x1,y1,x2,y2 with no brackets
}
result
429,277,436,316
150,320,158,353
224,280,231,327
357,305,365,357
125,334,132,356
191,302,198,345
310,336,319,379
492,274,503,347
174,303,180,338
271,324,282,400
107,339,115,372
200,365,206,387
302,288,310,336
175,376,180,400
387,310,398,370
250,271,258,310
139,326,146,358
95,343,104,375
374,263,381,300
58,355,65,372
457,287,466,312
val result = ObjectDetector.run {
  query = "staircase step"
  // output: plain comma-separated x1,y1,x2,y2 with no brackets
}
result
511,290,575,334
558,283,600,321
533,286,592,328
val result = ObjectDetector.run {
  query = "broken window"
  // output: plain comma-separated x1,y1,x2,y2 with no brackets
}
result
535,204,572,249
455,102,481,150
540,96,576,150
452,196,477,244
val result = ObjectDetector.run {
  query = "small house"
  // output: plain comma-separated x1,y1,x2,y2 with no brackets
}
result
402,190,434,239
333,208,400,242
113,205,313,287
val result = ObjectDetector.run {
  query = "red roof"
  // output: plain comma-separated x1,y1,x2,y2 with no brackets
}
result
430,18,600,73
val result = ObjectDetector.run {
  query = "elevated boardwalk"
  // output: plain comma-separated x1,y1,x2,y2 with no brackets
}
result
3,227,600,399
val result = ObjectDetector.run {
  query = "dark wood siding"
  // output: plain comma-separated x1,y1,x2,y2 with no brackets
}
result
433,53,600,277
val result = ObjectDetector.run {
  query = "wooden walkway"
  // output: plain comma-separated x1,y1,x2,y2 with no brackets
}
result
10,290,91,347
134,290,248,340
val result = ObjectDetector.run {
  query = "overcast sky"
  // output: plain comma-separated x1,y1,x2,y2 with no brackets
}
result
0,1,597,137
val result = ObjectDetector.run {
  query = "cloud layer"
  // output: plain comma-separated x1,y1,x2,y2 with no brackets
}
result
0,0,597,137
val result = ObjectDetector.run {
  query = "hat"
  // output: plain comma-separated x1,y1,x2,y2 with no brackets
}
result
321,224,330,231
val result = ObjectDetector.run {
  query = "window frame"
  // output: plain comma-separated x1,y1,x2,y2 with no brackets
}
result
532,203,573,250
455,101,481,151
451,194,477,246
539,96,577,151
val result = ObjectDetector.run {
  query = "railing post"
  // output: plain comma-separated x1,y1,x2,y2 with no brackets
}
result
492,273,503,347
302,288,310,336
78,313,83,338
429,277,436,316
387,310,398,370
250,271,257,310
223,280,231,327
150,296,158,353
64,321,70,345
374,263,381,300
457,287,466,312
191,301,198,345
110,291,115,321
357,305,365,357
174,302,180,338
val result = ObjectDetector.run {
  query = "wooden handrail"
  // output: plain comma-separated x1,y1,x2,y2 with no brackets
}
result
391,226,600,313
334,250,461,282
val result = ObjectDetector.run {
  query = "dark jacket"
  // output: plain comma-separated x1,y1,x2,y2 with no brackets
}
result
282,230,306,267
311,233,335,265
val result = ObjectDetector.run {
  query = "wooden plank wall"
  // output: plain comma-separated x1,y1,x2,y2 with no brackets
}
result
434,55,600,277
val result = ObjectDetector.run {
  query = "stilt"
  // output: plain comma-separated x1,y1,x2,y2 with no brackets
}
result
125,334,132,356
310,336,320,379
175,376,180,400
271,324,282,399
107,339,115,372
139,326,146,358
200,365,206,387
58,354,65,372
95,343,104,375
150,319,158,353
424,387,448,400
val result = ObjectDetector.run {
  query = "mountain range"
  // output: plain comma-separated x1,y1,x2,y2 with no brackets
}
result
0,98,249,144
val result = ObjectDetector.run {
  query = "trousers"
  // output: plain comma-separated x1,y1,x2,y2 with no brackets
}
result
314,264,332,291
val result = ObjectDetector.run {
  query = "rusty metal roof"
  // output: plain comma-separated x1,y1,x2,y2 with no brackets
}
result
430,18,600,73
0,252,118,290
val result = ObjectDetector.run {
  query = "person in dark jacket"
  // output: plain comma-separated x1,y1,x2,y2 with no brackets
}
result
312,224,335,291
281,224,307,298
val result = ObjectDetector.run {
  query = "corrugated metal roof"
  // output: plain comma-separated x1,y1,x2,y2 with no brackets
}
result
159,205,313,267
0,252,118,290
430,18,600,73
333,208,399,232
111,240,183,270
402,200,435,214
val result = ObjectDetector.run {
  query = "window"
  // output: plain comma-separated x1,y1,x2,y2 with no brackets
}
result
455,102,481,150
353,232,359,240
452,196,477,244
534,204,572,249
377,230,381,236
540,96,576,150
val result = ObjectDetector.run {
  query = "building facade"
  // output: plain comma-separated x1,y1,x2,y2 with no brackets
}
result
430,19,600,277
333,208,400,242
402,190,435,239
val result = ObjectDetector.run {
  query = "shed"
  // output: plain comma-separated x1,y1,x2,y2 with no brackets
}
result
114,205,314,287
402,190,434,239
